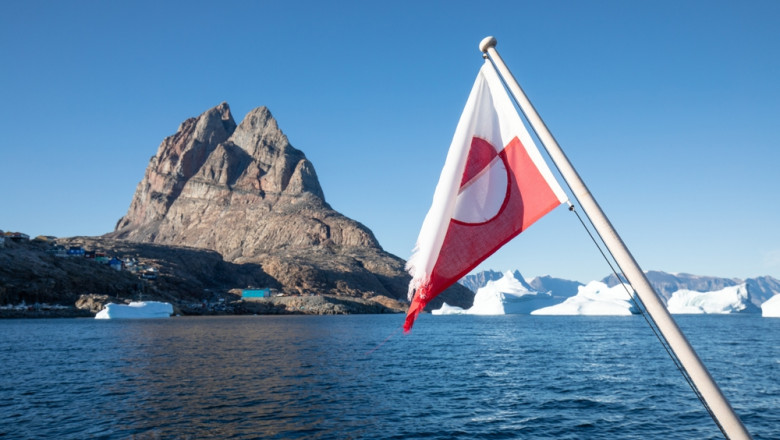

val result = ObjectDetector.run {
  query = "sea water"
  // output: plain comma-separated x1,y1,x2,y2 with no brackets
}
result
0,314,777,439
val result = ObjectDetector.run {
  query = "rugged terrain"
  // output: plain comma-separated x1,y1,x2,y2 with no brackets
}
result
1,103,473,315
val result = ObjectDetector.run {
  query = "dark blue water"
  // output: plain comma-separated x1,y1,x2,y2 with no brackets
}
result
0,314,777,439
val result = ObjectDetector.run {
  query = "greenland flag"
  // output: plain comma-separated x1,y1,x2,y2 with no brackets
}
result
404,61,568,332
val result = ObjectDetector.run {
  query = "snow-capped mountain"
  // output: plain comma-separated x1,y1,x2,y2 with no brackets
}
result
602,271,741,302
528,275,583,299
457,269,780,315
745,276,780,307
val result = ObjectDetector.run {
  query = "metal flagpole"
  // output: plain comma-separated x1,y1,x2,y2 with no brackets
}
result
479,36,752,440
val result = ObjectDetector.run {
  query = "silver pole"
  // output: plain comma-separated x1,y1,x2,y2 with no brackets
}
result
479,36,751,440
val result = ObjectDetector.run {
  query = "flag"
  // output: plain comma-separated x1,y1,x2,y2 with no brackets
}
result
404,60,568,332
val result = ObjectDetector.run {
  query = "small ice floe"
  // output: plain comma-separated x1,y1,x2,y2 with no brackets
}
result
95,301,174,319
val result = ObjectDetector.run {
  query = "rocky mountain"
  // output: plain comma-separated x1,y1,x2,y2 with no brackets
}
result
744,276,780,307
105,103,471,309
602,271,742,303
600,271,780,308
528,275,583,298
110,103,368,256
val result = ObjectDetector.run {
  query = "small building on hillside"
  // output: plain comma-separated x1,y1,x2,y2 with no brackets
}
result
242,288,272,299
122,257,138,270
141,267,158,280
109,257,123,271
6,232,29,242
67,246,85,257
46,245,67,257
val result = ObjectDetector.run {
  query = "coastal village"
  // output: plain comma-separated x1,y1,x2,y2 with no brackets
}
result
0,229,279,315
2,231,156,275
0,229,403,318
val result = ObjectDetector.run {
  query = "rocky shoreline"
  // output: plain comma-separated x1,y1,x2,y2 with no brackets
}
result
0,234,472,319
1,294,406,319
209,294,405,315
0,236,411,318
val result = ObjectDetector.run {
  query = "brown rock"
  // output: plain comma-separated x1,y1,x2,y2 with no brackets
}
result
104,103,472,309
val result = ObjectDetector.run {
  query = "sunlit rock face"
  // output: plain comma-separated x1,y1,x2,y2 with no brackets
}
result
107,103,472,306
111,103,375,258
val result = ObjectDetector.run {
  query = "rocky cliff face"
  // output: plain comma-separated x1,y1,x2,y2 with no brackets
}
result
112,103,375,258
107,103,472,308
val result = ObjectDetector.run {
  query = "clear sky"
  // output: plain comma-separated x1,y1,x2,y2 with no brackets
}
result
2,0,778,283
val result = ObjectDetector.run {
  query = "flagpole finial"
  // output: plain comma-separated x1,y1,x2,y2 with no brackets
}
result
479,36,497,53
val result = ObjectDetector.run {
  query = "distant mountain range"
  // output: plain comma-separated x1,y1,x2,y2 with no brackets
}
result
460,270,780,310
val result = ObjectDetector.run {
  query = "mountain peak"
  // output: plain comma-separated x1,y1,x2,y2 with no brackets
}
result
109,103,366,258
101,103,465,304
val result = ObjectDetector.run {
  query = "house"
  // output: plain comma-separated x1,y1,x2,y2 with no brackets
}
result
122,257,138,269
5,232,30,242
67,246,85,257
46,245,67,257
242,288,272,299
109,257,123,271
141,267,158,280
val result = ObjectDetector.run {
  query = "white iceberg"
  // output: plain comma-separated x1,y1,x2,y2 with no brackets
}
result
531,281,637,315
761,294,780,318
467,272,559,315
431,302,466,315
95,301,174,319
433,271,559,316
666,284,751,314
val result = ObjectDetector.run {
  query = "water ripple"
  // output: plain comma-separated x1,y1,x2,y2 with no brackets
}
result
0,314,777,439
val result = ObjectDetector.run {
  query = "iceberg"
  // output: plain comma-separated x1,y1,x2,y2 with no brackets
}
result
666,284,753,314
761,294,780,318
441,270,776,317
95,301,174,319
531,281,637,315
431,302,467,315
433,271,559,315
467,272,559,315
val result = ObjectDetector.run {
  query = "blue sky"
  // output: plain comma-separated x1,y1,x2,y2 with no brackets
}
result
1,0,778,283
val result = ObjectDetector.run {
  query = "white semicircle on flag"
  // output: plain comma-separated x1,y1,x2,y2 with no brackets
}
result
452,155,509,224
